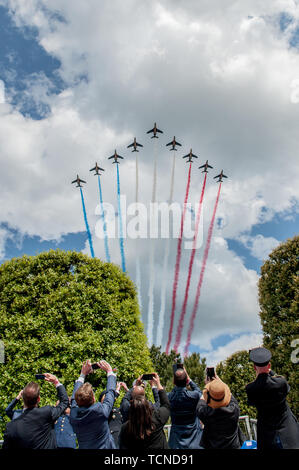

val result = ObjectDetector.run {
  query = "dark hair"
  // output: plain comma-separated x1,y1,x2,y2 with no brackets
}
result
174,369,187,387
127,396,155,440
23,382,40,408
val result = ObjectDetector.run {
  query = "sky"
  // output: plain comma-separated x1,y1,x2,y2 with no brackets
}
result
0,0,298,366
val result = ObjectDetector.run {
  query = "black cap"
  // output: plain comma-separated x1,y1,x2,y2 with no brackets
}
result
249,347,272,366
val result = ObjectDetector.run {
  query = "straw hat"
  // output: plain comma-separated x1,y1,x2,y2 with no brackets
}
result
203,379,231,409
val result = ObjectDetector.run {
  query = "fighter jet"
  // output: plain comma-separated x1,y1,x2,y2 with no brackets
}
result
146,122,163,138
71,175,86,187
182,149,198,163
214,170,228,182
199,160,213,173
127,137,143,152
90,162,105,175
108,150,124,164
166,136,182,151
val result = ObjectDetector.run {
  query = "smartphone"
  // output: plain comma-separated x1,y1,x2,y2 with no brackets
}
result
206,367,215,380
172,363,184,374
35,374,45,380
91,363,100,370
141,373,154,381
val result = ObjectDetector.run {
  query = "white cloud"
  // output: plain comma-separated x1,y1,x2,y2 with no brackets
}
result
0,0,299,360
238,234,280,260
203,332,264,366
0,80,5,104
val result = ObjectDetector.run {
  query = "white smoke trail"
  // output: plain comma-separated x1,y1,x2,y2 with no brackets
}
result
147,139,158,345
156,153,176,347
135,153,142,311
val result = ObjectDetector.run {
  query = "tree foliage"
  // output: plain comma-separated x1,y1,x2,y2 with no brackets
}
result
216,350,257,418
258,235,299,417
0,250,152,437
150,345,206,392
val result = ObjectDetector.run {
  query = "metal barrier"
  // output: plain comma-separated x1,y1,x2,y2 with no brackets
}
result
0,417,257,448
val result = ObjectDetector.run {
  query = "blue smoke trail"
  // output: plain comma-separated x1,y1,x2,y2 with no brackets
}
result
116,164,126,272
80,186,95,258
97,174,111,263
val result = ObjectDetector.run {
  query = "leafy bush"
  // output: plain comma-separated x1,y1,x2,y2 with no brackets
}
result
259,235,299,417
216,350,257,418
0,250,152,438
150,345,206,392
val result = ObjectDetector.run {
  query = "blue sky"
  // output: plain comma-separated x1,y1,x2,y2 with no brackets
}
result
0,1,298,364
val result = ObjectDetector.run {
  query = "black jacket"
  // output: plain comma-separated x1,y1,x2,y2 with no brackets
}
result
246,372,299,449
197,395,241,449
119,389,170,450
2,384,69,449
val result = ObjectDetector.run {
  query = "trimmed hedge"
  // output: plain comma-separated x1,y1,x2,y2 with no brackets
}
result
0,249,152,437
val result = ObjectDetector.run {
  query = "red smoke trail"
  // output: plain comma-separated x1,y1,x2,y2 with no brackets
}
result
166,162,192,354
174,172,207,352
184,182,222,357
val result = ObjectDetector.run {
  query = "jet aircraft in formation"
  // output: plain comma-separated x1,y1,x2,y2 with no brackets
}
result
127,137,143,152
147,122,163,138
90,162,105,175
199,160,213,173
108,150,124,164
71,175,86,187
72,123,228,187
182,149,198,163
166,136,182,151
214,170,228,182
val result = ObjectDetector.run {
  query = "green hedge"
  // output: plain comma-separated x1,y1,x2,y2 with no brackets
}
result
0,249,152,438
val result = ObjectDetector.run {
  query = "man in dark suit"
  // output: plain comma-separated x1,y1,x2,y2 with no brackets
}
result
246,347,299,449
168,367,203,449
2,373,69,449
69,359,117,449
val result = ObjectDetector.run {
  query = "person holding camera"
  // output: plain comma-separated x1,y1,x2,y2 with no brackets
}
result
69,359,117,449
99,381,128,448
168,365,203,449
196,372,241,449
120,374,160,422
246,347,299,449
119,373,170,450
2,373,69,449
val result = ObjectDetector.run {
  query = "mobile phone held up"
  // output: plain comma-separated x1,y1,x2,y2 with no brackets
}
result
206,367,215,381
141,373,154,381
35,374,45,380
172,363,184,374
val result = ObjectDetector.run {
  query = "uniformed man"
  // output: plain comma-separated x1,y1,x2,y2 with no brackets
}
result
99,382,127,448
54,399,77,449
246,346,299,449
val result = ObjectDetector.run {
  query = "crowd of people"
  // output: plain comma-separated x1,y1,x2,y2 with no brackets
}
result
2,347,299,450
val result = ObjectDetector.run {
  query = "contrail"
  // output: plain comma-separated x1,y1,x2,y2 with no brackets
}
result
174,172,207,352
97,174,111,263
135,153,142,310
156,153,176,347
166,161,192,354
80,186,95,258
184,182,222,357
116,164,126,272
147,139,158,346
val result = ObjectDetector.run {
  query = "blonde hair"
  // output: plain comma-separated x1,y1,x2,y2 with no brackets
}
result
75,382,94,407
